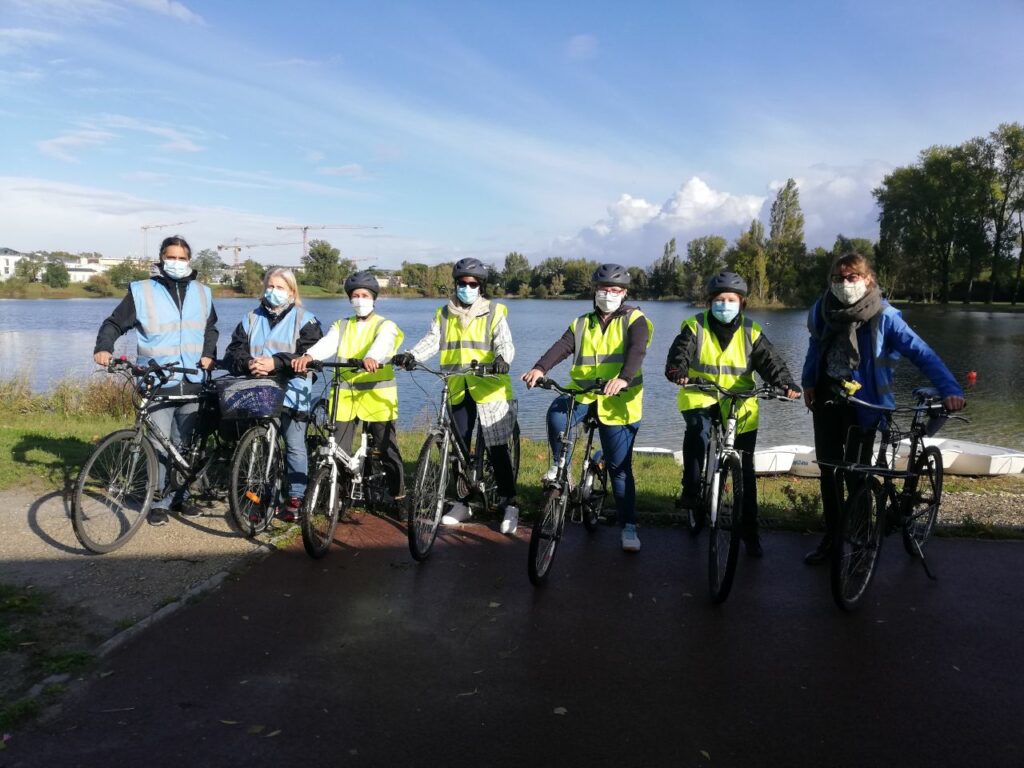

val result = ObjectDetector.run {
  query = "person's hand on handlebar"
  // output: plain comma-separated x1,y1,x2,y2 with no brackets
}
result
248,355,275,377
603,377,628,397
803,386,815,410
94,351,113,367
490,356,510,375
521,368,545,388
783,386,801,401
362,357,380,373
391,352,417,371
943,395,966,412
291,354,313,373
200,356,215,371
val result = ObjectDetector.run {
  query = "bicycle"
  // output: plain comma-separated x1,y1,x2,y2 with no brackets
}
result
820,386,968,612
526,377,607,587
297,359,395,559
405,361,522,562
678,381,797,603
72,358,231,554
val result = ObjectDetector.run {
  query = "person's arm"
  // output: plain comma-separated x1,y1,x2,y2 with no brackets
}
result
751,334,800,392
271,315,324,371
407,317,441,362
531,327,575,374
886,313,964,399
202,303,219,362
93,291,137,356
303,322,342,362
222,322,252,376
365,321,399,363
492,313,515,364
617,316,649,384
801,302,822,408
665,326,696,383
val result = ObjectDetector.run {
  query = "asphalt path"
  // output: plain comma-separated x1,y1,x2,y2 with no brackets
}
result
6,517,1023,768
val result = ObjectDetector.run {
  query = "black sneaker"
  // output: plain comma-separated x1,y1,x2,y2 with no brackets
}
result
148,509,169,526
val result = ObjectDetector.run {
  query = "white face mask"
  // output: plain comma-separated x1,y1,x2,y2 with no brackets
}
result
595,289,623,314
831,280,868,305
351,297,374,317
162,259,191,280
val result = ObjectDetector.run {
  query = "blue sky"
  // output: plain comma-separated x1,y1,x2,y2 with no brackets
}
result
1,0,1022,269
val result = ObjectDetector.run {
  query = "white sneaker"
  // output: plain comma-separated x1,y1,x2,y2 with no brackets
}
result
500,505,519,535
542,464,558,483
621,523,641,552
441,501,472,525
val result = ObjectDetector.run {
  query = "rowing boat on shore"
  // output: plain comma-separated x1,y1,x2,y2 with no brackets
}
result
896,438,1024,476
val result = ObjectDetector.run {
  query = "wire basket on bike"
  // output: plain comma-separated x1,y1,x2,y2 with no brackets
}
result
215,377,286,421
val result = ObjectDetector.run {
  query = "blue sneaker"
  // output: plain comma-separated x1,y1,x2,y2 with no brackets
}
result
621,523,641,552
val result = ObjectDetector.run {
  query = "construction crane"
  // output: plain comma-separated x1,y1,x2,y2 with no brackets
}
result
216,240,303,268
275,224,381,262
140,219,197,261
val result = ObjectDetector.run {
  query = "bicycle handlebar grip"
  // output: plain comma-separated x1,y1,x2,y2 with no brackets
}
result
536,377,554,390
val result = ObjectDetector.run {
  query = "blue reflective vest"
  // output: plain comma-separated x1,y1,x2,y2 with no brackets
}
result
130,278,211,386
243,305,317,412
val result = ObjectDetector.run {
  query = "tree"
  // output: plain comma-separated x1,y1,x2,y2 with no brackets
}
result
562,258,597,295
647,238,683,297
235,259,265,296
302,239,354,292
85,273,114,296
106,261,151,289
981,123,1024,303
726,219,769,304
548,273,565,296
400,261,428,291
192,248,223,284
14,254,43,282
767,178,806,304
531,257,564,290
502,252,531,295
43,261,70,288
627,266,649,298
683,235,727,302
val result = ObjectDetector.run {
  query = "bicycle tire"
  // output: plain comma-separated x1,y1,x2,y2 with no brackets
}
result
194,430,232,502
580,459,607,533
480,422,522,510
408,433,449,561
73,429,158,554
229,425,281,536
301,464,342,558
528,488,567,586
831,478,884,611
708,454,743,603
902,445,943,557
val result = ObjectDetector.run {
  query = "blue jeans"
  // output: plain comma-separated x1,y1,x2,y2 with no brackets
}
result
546,395,639,526
149,399,199,508
281,411,309,499
681,406,759,536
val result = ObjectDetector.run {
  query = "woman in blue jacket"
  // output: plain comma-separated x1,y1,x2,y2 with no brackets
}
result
801,252,965,564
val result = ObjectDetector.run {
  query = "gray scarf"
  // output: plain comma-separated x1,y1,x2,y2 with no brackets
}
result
815,284,883,378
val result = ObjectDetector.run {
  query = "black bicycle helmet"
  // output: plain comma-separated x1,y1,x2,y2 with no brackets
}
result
344,270,380,298
592,263,631,287
452,257,488,282
706,271,748,298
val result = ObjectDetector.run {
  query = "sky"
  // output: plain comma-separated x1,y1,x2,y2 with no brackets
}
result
1,0,1022,270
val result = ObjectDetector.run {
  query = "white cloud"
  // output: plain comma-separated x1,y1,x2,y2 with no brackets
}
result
36,114,206,161
123,0,203,24
549,177,765,264
102,114,204,152
565,34,598,61
6,0,202,25
317,164,365,178
0,28,61,55
36,129,116,162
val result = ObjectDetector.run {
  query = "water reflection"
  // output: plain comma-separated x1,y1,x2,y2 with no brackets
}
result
1,297,1020,450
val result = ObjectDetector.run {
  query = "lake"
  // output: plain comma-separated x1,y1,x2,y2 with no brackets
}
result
1,296,1021,451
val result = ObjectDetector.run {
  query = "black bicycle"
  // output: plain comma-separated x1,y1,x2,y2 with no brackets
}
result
819,386,968,611
72,358,231,553
405,361,521,562
526,377,607,587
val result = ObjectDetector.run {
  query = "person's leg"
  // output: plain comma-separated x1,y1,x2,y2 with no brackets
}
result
450,398,476,452
681,407,713,502
333,418,360,455
147,402,176,506
281,412,309,500
735,429,761,555
369,420,405,498
545,395,589,464
599,422,640,526
809,398,858,561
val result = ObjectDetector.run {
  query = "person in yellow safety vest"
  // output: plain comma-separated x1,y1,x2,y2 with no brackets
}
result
223,268,323,523
292,271,406,515
391,258,520,534
522,263,652,553
665,271,801,557
93,235,218,527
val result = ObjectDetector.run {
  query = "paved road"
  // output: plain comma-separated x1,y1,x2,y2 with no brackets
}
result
6,517,1023,768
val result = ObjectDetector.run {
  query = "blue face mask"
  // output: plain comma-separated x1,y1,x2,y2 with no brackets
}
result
264,288,290,307
456,285,479,304
711,299,740,324
162,259,191,280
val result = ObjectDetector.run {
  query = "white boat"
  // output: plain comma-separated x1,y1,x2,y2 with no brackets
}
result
756,445,818,476
897,438,1024,476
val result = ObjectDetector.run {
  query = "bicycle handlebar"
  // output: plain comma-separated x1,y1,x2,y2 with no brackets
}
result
307,358,365,371
533,377,606,396
838,389,968,421
680,381,798,402
403,359,505,378
106,357,199,378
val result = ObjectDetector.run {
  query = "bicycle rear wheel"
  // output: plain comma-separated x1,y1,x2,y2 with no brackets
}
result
408,433,449,561
73,430,158,554
229,425,282,536
580,458,607,533
528,488,567,586
301,465,343,558
902,445,943,557
708,454,743,603
831,478,884,611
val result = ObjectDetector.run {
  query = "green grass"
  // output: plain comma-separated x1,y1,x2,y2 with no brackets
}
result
0,698,41,731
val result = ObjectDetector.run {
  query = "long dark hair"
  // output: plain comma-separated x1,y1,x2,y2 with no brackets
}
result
159,235,192,260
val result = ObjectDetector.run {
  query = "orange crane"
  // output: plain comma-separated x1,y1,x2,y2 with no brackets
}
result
140,219,196,260
216,240,303,268
274,224,381,261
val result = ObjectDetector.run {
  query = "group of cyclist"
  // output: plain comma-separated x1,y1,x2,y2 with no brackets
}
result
93,234,966,562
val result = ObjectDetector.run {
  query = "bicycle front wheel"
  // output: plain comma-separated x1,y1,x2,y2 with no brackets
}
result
831,478,884,611
708,455,743,603
229,425,282,536
528,489,567,586
73,430,158,554
902,445,943,557
408,433,449,561
301,465,343,558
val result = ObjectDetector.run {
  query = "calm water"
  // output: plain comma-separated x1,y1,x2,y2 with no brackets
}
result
1,297,1021,450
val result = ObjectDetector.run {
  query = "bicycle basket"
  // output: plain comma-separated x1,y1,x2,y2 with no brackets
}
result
215,377,286,420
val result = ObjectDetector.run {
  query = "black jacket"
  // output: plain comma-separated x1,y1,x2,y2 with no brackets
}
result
222,302,323,377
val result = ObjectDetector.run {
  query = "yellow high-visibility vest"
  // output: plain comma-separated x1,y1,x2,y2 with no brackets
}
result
568,308,653,425
330,314,404,422
436,303,513,404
